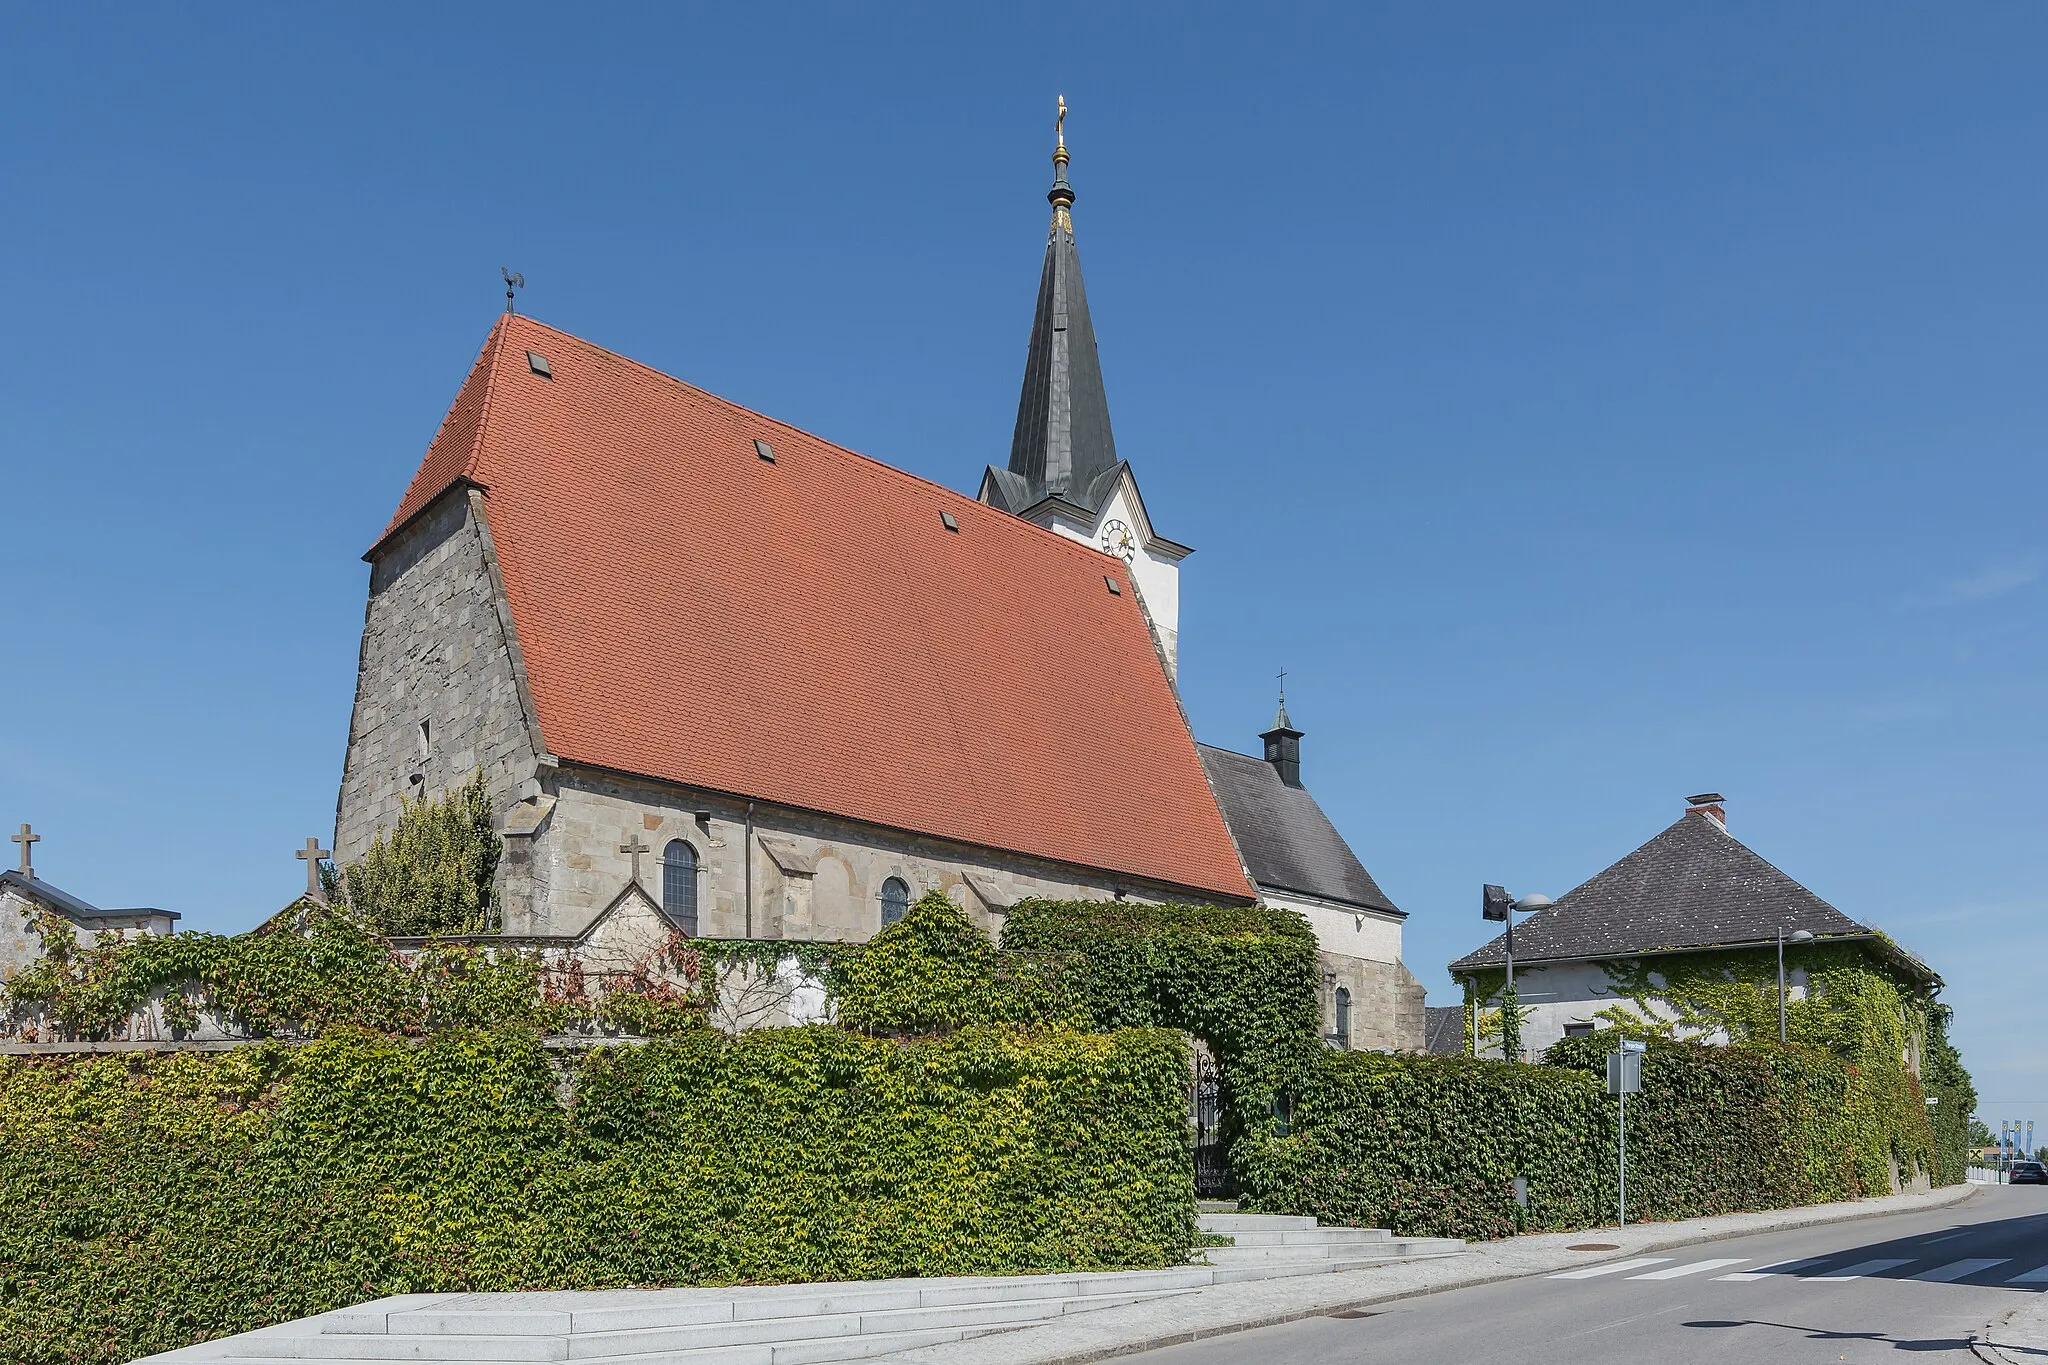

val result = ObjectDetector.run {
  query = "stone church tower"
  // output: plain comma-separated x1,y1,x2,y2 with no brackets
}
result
975,105,1425,1051
977,101,1191,677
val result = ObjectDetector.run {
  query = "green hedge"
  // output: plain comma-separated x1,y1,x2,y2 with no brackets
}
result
833,893,1080,1033
1000,899,1321,1137
0,1025,1193,1365
1238,1038,1868,1239
1236,1052,1610,1239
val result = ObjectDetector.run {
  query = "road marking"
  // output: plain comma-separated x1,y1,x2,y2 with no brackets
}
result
1809,1258,1915,1281
1911,1258,2009,1282
1548,1257,1672,1279
1628,1258,1748,1280
2008,1264,2048,1284
1717,1258,1829,1282
1922,1230,1975,1244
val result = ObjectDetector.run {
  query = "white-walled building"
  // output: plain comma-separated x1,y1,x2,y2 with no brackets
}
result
1449,794,1939,1062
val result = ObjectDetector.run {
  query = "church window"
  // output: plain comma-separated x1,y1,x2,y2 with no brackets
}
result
661,840,698,934
418,719,431,758
1563,1022,1595,1038
880,876,910,927
1334,987,1352,1051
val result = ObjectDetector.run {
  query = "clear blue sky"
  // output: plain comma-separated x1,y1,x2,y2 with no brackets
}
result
3,5,2040,1125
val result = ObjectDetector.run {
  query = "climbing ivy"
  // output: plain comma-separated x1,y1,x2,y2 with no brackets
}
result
1579,943,1939,1192
0,903,707,1042
999,897,1323,1179
0,1025,1194,1365
1239,1037,1879,1238
834,893,1080,1034
1921,1003,1977,1186
343,770,499,936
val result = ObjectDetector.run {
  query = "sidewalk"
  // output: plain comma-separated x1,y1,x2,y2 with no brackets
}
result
886,1184,1979,1365
1977,1294,2048,1365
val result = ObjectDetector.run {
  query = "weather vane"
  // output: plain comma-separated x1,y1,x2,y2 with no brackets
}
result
502,267,525,316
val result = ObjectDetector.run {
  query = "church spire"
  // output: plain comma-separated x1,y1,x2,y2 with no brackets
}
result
1004,96,1119,511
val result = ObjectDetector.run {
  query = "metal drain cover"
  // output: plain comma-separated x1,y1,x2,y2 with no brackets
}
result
1566,1243,1620,1251
1325,1309,1380,1319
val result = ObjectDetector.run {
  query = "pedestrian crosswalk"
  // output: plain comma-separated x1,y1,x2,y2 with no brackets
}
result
1546,1255,2048,1286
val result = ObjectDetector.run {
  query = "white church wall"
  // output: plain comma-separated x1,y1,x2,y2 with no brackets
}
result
1264,890,1403,965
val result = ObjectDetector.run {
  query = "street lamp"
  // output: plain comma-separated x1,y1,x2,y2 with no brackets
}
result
1481,887,1554,1061
1778,927,1814,1043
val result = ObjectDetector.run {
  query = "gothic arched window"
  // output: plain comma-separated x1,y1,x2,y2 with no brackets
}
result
1334,987,1352,1051
662,840,698,935
880,876,910,927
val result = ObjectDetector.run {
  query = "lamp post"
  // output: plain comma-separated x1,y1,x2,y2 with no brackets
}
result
1778,927,1814,1043
1481,887,1553,1061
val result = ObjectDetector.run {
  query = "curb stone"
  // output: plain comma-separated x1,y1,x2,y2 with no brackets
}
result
882,1184,1980,1365
1975,1294,2048,1365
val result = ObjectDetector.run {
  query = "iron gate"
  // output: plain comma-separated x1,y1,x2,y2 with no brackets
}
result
1191,1047,1234,1198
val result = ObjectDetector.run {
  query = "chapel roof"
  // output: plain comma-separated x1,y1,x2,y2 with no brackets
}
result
0,869,179,925
1197,743,1401,914
374,314,1254,903
1448,807,1938,985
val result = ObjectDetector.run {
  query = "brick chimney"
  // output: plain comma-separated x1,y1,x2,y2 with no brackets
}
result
1686,792,1727,827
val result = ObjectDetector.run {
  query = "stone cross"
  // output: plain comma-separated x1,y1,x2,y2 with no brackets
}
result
12,823,38,877
296,837,331,902
619,835,651,885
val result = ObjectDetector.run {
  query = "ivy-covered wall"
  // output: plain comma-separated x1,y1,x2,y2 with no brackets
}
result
0,1025,1193,1365
1237,1038,1874,1238
1462,942,1940,1194
999,898,1323,1160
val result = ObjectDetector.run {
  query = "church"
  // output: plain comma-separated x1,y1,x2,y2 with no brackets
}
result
332,109,1425,1051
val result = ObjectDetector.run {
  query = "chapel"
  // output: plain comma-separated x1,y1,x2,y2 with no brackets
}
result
331,108,1425,1050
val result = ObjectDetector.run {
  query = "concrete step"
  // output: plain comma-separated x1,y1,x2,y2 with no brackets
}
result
562,1291,1177,1359
1197,1214,1317,1233
222,1336,566,1361
1212,1227,1393,1247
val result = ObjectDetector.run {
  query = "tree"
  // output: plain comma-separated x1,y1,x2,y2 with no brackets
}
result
343,770,500,936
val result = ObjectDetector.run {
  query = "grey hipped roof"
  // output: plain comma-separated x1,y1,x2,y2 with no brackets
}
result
984,162,1120,518
1448,811,1936,985
1198,744,1401,915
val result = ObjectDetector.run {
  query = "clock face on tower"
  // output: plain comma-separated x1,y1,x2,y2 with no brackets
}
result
1099,519,1137,562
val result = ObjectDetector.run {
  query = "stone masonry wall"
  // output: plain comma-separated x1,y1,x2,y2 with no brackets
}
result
334,490,540,866
509,767,1231,943
1322,950,1427,1053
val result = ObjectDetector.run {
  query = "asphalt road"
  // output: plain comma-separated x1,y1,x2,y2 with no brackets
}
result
1124,1185,2048,1365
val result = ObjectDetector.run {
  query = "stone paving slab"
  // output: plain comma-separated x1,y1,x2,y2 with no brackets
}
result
881,1185,1980,1365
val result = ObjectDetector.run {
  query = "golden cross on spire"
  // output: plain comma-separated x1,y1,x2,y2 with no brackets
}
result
1056,95,1067,150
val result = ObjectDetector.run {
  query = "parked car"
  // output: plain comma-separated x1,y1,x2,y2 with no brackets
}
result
2012,1161,2048,1185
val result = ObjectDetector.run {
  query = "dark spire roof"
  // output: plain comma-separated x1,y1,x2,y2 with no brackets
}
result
997,100,1120,516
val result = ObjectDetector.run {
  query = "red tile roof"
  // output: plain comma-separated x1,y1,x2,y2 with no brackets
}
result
377,316,1254,903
